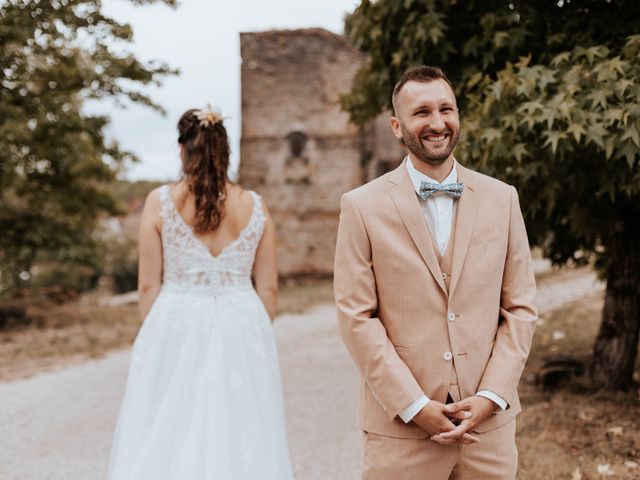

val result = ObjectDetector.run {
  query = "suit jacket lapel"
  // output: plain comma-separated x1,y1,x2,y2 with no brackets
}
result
449,163,479,298
388,162,447,296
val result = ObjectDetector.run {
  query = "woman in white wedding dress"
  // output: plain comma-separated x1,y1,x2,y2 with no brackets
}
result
107,107,295,479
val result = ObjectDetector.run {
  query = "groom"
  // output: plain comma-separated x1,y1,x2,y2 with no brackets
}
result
334,66,537,479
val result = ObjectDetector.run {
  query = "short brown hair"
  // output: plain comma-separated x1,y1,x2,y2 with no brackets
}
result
392,65,454,114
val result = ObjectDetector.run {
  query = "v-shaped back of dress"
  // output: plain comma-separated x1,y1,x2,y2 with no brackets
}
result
158,185,266,295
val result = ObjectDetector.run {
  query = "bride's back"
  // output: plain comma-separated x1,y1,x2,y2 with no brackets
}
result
137,106,276,317
169,181,255,258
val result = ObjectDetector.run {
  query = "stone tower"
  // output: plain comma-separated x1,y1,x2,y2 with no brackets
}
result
239,28,404,277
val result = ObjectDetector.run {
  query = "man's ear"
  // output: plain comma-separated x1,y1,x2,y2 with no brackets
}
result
390,116,403,140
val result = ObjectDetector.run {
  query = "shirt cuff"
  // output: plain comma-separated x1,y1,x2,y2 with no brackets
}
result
398,395,430,423
476,390,508,411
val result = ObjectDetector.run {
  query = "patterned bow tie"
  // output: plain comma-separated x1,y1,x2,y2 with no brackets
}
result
419,181,464,200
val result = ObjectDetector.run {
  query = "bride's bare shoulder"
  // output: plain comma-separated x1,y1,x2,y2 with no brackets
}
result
227,183,251,202
143,186,165,213
225,184,255,217
230,185,272,221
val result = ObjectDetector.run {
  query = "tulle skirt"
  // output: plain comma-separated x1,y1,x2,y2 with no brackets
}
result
107,288,295,480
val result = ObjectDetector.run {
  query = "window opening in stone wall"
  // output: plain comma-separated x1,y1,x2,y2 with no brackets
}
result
284,131,311,184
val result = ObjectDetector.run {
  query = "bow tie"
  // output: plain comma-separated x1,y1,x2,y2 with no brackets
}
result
419,181,464,200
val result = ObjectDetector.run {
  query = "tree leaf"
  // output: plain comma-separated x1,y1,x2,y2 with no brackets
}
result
481,128,502,143
566,123,586,143
551,51,571,67
586,89,609,110
616,78,634,96
627,153,637,168
517,100,544,115
586,123,607,148
608,56,626,75
604,137,616,160
493,31,509,49
467,72,483,89
603,108,624,126
513,143,529,163
625,34,640,48
541,108,557,130
542,130,566,154
620,123,640,147
488,80,503,100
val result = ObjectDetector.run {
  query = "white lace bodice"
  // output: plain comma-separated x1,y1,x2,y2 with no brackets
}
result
158,185,266,295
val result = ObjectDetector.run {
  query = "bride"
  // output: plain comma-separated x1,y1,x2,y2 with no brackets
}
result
107,107,295,479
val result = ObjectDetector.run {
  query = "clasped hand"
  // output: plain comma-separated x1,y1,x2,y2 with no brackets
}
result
411,396,495,445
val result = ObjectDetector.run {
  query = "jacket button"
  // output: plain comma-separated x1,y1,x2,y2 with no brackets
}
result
443,351,453,361
447,312,455,321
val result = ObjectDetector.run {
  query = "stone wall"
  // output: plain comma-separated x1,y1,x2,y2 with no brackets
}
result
239,28,405,276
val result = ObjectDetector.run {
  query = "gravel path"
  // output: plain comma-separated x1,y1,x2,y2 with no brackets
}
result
0,271,603,480
536,270,603,315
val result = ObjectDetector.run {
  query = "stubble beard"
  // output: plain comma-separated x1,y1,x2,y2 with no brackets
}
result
400,122,459,167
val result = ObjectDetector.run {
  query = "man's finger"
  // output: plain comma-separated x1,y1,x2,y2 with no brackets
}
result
445,410,473,420
444,401,470,413
431,431,480,445
459,433,480,444
429,435,458,446
435,418,457,433
436,420,472,440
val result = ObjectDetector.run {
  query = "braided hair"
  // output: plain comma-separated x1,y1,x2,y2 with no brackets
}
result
177,108,230,234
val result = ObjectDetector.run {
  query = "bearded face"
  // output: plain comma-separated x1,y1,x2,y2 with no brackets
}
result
399,119,460,166
391,79,461,167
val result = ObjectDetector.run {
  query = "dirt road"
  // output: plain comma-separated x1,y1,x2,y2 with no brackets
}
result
0,304,360,480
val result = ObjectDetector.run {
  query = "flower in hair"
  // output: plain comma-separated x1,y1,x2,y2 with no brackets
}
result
194,105,224,127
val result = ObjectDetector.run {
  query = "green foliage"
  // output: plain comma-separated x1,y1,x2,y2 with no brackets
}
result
101,234,138,294
0,0,177,296
30,261,101,298
111,259,138,294
343,0,640,124
461,37,640,265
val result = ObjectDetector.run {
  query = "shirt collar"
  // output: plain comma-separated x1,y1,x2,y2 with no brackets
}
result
405,156,458,196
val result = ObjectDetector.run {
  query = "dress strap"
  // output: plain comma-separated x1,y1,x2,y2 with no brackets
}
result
249,190,265,225
158,184,172,220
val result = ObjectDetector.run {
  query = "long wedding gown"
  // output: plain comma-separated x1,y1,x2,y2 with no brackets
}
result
107,185,295,479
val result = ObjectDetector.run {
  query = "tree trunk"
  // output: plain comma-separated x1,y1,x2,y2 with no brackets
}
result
590,224,640,389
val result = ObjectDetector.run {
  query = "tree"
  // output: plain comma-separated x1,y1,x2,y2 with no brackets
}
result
0,0,177,296
463,38,640,390
342,0,640,389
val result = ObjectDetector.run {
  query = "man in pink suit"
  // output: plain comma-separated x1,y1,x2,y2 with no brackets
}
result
334,65,537,479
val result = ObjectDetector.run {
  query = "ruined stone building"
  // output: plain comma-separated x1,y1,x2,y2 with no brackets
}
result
239,28,405,277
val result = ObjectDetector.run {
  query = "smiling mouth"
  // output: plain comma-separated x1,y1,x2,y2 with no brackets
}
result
422,133,448,143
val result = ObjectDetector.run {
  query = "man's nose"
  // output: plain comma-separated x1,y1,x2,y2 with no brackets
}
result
427,112,445,131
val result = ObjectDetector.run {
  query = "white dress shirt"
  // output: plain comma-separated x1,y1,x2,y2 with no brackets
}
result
398,157,507,423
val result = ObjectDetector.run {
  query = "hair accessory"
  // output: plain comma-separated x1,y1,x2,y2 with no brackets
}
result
194,105,225,127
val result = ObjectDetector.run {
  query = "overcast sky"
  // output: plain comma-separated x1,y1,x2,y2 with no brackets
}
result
96,0,361,181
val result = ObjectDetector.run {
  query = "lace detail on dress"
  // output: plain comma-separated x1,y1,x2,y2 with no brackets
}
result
158,185,266,295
